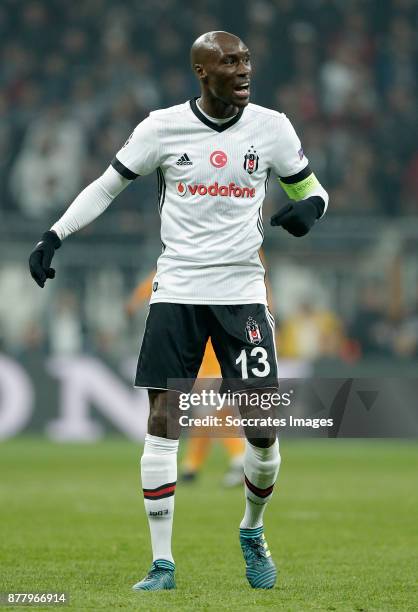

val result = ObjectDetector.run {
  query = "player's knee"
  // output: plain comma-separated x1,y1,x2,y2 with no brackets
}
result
148,407,169,437
147,391,182,438
147,392,168,436
247,434,277,448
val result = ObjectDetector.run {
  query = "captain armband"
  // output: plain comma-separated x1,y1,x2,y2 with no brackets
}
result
278,165,320,201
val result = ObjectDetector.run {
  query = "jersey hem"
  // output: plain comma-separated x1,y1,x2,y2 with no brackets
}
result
149,296,268,305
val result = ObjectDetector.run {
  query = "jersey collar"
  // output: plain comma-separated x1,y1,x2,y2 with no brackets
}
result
189,97,244,133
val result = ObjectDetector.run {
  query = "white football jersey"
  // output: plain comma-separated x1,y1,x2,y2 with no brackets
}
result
113,98,310,305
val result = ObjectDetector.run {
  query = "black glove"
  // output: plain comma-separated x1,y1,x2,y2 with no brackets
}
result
29,230,62,288
270,196,324,237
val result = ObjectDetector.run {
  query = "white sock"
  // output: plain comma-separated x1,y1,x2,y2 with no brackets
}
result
240,438,281,530
140,433,179,563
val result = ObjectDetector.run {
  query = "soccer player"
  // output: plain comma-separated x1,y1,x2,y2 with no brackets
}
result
29,31,328,591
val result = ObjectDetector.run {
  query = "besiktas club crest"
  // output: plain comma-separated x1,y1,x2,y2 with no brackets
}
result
246,316,263,344
243,146,259,175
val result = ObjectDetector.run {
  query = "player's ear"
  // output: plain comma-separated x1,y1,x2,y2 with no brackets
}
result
193,64,207,80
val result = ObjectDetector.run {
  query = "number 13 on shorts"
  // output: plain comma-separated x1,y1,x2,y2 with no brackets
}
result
236,347,271,378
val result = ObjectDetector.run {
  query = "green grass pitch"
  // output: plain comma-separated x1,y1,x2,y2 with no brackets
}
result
0,438,417,611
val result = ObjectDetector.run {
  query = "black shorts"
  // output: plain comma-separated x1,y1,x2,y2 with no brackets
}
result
135,303,278,392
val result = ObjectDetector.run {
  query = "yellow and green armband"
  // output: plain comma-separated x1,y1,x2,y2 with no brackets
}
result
279,165,320,201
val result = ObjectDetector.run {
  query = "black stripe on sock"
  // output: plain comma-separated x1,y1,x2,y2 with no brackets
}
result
144,490,175,500
245,475,275,498
143,481,176,493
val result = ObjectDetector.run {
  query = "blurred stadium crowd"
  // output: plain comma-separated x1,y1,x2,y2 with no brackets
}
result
1,0,418,367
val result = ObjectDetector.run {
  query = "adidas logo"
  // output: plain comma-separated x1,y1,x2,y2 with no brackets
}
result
176,153,192,166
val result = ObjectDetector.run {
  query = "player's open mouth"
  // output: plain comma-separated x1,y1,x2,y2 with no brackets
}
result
233,83,250,98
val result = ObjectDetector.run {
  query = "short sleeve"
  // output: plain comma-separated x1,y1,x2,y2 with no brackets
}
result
111,117,160,179
270,114,309,178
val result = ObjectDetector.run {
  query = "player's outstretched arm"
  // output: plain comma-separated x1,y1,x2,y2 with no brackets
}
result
29,115,161,287
28,165,131,287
